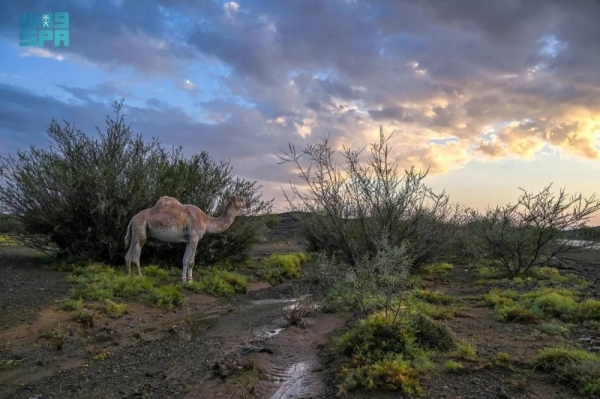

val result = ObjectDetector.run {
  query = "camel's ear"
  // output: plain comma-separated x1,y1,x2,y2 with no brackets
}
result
243,197,250,208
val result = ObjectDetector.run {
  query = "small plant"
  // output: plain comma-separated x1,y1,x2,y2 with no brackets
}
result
408,296,456,320
496,304,540,324
93,350,112,361
59,298,84,311
102,299,127,318
261,252,308,285
483,289,519,307
283,297,315,328
451,340,477,361
414,289,456,305
142,265,170,280
580,299,600,320
148,285,183,309
422,262,454,275
409,313,456,351
537,322,570,337
492,352,511,366
185,268,248,297
41,324,71,350
445,360,464,373
533,348,600,394
72,309,95,328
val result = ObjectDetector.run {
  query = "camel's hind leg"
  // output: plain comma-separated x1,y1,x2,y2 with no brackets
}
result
125,219,147,277
182,238,199,284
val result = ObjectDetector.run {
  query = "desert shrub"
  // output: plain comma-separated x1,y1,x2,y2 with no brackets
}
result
283,296,315,327
406,296,456,320
337,312,448,395
538,322,570,337
496,304,541,324
0,100,272,264
451,340,478,361
141,265,170,281
421,262,454,275
533,347,600,393
483,289,519,307
68,265,158,301
493,352,511,366
147,285,183,309
41,324,72,350
101,299,127,318
185,268,247,297
408,313,456,351
469,185,600,276
445,360,464,373
319,238,412,318
580,299,600,320
414,290,456,305
279,128,460,269
59,298,84,311
261,252,308,285
72,309,95,328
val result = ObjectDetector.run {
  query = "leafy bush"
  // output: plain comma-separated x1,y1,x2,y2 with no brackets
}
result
102,299,127,318
148,285,183,309
533,347,600,393
469,184,600,276
261,252,308,284
279,128,460,268
445,360,463,373
421,262,454,275
414,290,456,305
496,304,540,324
483,289,519,307
319,238,412,318
59,298,84,311
72,309,95,328
407,296,456,320
185,268,248,297
538,322,570,337
0,100,272,264
141,265,170,281
580,299,600,320
450,340,478,361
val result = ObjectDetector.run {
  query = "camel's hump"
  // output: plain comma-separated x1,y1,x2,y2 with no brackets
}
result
154,196,183,208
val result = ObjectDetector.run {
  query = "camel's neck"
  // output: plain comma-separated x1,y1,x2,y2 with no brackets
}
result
206,206,239,234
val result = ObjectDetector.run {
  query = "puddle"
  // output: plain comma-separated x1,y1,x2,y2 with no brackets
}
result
255,327,285,339
269,361,310,399
249,298,298,306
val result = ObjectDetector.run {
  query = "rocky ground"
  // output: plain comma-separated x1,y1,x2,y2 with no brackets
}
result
0,216,599,398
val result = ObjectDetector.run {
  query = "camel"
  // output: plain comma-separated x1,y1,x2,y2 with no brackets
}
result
124,195,248,283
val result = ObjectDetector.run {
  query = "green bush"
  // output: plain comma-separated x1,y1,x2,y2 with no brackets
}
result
185,268,248,297
59,298,84,311
414,289,456,305
533,347,600,394
261,252,309,285
141,265,170,281
0,100,272,264
102,299,127,318
580,299,600,320
148,285,183,309
445,360,463,373
336,311,454,394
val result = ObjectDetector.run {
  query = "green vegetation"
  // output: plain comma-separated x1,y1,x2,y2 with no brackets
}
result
0,100,272,264
533,347,600,394
492,352,511,367
414,289,457,305
141,265,170,281
261,252,308,285
537,322,571,337
148,285,183,309
450,340,478,361
185,268,248,297
336,312,455,395
406,296,457,321
71,309,95,328
444,360,464,373
422,262,454,275
59,298,84,311
101,299,127,318
484,287,600,325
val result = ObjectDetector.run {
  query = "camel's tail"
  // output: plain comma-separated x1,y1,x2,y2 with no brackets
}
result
124,219,133,247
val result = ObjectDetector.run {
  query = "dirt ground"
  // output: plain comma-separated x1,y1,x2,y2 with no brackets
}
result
1,216,599,398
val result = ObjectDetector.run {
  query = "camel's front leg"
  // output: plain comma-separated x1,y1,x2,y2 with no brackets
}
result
182,238,199,284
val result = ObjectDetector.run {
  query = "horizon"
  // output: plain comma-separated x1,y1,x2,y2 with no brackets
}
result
1,1,599,225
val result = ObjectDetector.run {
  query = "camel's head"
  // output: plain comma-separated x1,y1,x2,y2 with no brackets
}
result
230,195,249,211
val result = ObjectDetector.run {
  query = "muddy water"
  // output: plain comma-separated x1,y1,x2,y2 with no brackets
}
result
269,361,310,399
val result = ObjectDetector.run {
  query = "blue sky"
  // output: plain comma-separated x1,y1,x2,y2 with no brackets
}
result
1,0,599,223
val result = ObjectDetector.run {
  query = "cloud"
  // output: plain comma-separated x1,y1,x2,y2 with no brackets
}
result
179,79,200,93
223,2,240,20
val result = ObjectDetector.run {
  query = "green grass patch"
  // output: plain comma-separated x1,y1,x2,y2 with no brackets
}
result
422,262,454,275
533,347,600,395
148,285,183,309
336,311,455,395
407,295,456,320
414,290,457,305
141,265,170,281
101,299,127,318
450,340,478,361
537,322,571,337
261,252,308,285
185,268,248,297
59,298,84,311
444,360,464,373
483,289,519,307
492,352,511,367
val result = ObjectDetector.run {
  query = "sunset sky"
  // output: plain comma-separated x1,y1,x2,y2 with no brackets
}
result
1,1,599,224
